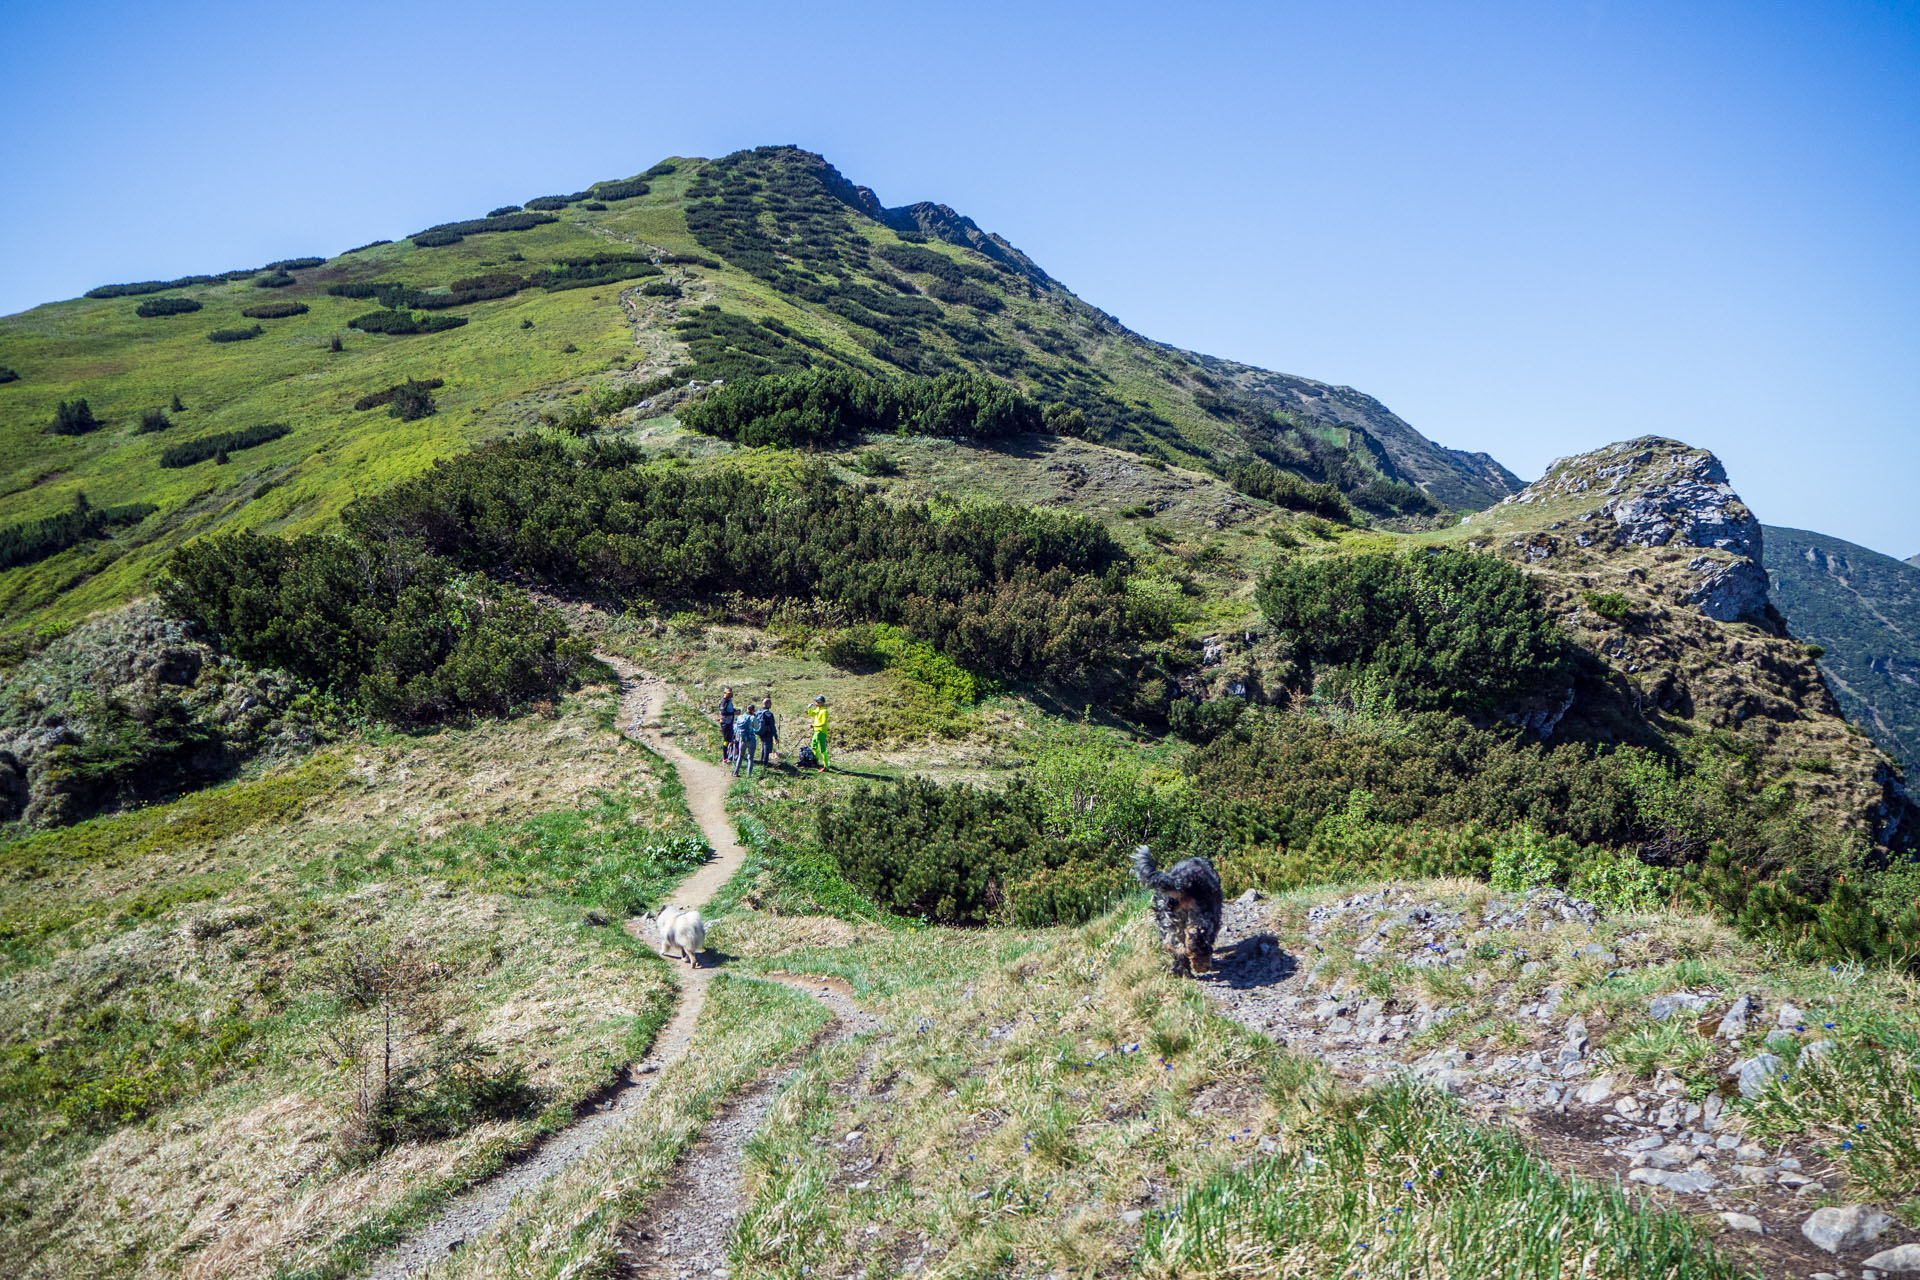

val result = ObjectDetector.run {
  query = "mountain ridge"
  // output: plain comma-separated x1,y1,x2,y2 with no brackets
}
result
0,145,1518,632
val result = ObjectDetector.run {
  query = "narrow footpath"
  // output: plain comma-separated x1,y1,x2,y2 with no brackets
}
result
367,658,764,1279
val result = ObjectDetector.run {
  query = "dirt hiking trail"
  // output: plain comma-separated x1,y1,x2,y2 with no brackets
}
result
367,658,768,1278
616,975,876,1279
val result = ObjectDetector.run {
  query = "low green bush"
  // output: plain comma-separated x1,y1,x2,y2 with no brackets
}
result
820,777,1113,925
1257,547,1569,713
348,310,467,335
137,408,171,434
253,270,297,288
206,325,264,343
46,398,103,435
0,367,17,384
241,301,309,319
353,377,445,412
134,296,202,317
409,211,557,247
0,495,157,571
590,177,650,200
1226,461,1352,521
344,438,1136,680
85,275,221,299
158,423,289,468
162,531,586,723
681,367,1046,447
1584,590,1633,622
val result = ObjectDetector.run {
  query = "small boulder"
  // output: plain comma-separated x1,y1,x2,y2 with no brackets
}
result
1863,1244,1920,1273
1798,1039,1836,1067
1719,1212,1764,1234
1777,1002,1805,1029
1649,992,1710,1021
1732,1053,1782,1099
1717,993,1757,1039
1801,1205,1895,1255
1575,1075,1616,1105
1660,1170,1720,1194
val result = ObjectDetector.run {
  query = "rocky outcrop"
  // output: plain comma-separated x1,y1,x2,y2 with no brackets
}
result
0,600,324,827
1505,439,1769,624
1455,437,1917,849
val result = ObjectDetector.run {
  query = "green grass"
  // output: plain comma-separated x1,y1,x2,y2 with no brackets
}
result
1143,1080,1740,1280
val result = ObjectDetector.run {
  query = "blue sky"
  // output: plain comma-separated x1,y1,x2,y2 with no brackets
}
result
4,0,1916,556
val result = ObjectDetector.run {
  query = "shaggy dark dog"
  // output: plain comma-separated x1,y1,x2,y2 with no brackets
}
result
1133,845,1223,976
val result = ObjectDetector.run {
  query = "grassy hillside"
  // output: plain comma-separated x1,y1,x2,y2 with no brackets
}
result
0,147,1515,636
1765,525,1920,776
0,680,708,1280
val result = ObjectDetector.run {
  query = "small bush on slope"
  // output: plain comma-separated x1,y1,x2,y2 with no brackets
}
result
133,296,202,317
347,309,467,335
241,300,309,319
1226,459,1352,521
161,532,586,723
822,777,1111,924
352,377,445,412
1258,547,1570,713
157,422,288,467
680,367,1047,447
45,398,103,435
0,497,157,572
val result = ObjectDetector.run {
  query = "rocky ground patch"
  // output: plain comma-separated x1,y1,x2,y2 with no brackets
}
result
1201,884,1920,1278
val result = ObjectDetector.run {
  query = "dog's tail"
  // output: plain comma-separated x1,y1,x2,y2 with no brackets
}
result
1132,844,1164,889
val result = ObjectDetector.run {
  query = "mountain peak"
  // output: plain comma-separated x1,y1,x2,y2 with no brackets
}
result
1498,436,1766,623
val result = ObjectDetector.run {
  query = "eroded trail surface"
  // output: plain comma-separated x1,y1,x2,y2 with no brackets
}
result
617,975,876,1279
369,659,750,1279
1199,889,1916,1279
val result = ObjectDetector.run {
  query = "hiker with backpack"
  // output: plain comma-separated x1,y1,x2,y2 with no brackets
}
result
719,687,737,764
757,696,778,766
734,700,759,778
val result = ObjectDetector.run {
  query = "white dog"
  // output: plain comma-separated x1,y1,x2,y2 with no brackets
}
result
652,905,707,966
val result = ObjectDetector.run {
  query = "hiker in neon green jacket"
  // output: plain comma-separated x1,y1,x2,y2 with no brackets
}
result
806,695,830,769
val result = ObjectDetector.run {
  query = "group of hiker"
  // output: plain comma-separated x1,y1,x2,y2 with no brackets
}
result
718,687,830,777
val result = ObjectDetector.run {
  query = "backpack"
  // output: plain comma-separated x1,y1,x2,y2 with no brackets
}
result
797,744,816,768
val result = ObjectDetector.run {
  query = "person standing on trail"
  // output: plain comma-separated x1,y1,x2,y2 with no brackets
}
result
757,696,778,766
734,701,759,779
807,695,830,770
719,687,737,763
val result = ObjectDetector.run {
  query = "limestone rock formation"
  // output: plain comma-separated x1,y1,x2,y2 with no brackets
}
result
1455,436,1916,849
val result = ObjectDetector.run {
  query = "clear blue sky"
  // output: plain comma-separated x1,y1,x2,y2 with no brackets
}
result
4,0,1916,556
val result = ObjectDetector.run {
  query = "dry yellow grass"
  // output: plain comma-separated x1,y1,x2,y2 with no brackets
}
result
0,686,688,1280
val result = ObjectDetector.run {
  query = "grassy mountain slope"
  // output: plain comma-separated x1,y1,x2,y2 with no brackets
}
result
0,147,1515,634
1764,525,1920,775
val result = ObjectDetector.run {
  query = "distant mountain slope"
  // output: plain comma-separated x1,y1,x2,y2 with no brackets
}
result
1909,552,1920,568
1765,525,1920,775
0,146,1517,632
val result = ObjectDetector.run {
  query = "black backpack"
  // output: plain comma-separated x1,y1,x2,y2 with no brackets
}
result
797,744,816,768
